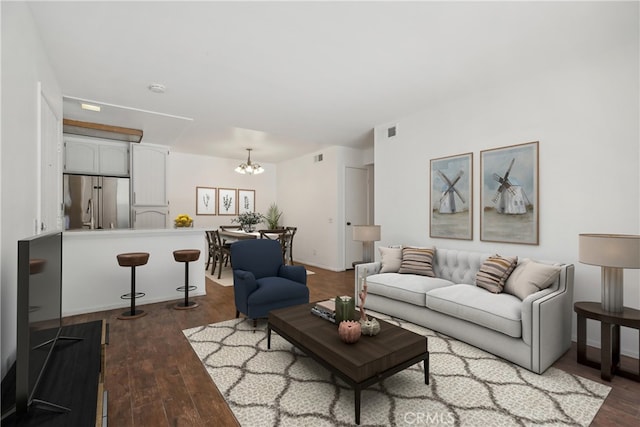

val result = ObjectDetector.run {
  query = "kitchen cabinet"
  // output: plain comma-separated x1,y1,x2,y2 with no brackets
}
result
63,135,129,176
131,143,169,206
132,206,169,229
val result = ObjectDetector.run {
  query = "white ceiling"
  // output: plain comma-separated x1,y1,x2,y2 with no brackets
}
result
26,1,631,163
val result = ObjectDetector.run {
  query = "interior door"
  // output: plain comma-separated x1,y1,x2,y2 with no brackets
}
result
345,167,368,269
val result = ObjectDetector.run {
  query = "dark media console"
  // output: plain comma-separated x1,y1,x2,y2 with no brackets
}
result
2,320,108,427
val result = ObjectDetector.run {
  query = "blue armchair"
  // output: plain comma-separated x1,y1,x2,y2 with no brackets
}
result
230,239,309,322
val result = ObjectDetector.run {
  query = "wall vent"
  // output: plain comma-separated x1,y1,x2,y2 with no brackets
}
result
387,126,397,138
314,154,324,162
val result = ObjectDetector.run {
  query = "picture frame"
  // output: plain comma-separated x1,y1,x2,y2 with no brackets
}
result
480,141,539,245
237,189,255,214
217,188,237,216
430,152,473,240
196,187,216,215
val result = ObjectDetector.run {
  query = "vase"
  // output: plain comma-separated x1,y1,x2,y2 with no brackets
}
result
338,321,361,344
335,296,356,323
242,224,255,233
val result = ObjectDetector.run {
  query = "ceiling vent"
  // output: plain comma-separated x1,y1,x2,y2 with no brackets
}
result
387,125,397,138
62,119,143,143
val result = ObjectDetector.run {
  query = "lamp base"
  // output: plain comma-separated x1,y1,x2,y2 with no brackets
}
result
601,266,623,313
362,241,374,263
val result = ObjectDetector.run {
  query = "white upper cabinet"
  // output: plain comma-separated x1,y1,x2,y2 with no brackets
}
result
98,143,129,176
63,135,129,176
131,143,169,206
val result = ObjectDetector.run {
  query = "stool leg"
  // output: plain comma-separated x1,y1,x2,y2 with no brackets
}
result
184,261,189,307
175,260,198,310
119,265,147,320
131,265,136,315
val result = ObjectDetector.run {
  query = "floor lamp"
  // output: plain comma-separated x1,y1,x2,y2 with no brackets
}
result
579,233,640,313
353,225,381,263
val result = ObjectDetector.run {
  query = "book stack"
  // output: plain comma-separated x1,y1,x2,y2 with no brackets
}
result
311,300,336,323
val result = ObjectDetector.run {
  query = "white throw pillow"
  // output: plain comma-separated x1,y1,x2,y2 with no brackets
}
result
504,258,562,300
379,246,402,273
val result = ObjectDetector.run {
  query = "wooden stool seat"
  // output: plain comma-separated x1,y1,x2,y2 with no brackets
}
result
117,252,149,320
173,249,200,263
117,252,149,267
174,249,200,310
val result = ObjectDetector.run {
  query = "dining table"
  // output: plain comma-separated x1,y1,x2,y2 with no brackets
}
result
218,229,282,242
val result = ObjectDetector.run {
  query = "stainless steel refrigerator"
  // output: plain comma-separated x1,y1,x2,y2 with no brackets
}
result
63,174,130,230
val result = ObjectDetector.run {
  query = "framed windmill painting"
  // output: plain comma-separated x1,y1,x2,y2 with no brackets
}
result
430,152,473,240
480,141,539,245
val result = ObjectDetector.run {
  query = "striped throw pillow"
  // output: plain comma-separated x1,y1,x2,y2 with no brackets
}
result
476,255,518,293
398,247,435,277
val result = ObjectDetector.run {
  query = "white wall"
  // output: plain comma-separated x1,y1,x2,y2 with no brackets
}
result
278,145,369,271
1,2,63,375
167,152,277,229
374,16,639,357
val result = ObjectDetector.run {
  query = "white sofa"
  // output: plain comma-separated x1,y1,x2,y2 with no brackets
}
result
354,247,575,374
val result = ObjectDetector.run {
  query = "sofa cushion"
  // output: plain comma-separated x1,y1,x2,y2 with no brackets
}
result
379,246,403,273
434,249,491,284
366,273,453,307
398,247,435,277
475,255,518,293
426,284,522,338
504,258,562,300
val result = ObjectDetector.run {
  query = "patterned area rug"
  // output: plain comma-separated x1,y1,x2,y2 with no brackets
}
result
184,314,610,426
205,267,314,287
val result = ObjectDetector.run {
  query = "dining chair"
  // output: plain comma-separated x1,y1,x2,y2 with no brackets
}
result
219,225,242,230
205,230,216,272
283,226,297,265
259,229,288,262
206,230,231,278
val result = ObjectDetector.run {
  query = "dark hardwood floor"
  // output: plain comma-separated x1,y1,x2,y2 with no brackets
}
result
61,266,640,427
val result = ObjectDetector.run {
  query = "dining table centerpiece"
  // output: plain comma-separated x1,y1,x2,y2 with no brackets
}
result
233,211,264,233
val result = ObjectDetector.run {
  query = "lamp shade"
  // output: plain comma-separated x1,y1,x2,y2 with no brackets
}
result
353,225,381,242
579,234,640,268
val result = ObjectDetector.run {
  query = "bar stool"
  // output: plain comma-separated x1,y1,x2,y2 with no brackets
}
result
173,249,200,310
117,252,149,320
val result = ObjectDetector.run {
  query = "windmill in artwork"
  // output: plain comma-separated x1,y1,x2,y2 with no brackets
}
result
492,158,531,214
437,169,466,213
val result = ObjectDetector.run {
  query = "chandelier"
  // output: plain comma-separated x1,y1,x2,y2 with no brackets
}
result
235,148,264,175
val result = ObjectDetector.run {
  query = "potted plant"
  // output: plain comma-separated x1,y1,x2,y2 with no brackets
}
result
264,203,283,230
233,211,264,233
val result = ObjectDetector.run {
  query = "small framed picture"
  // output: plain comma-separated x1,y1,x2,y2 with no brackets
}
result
218,188,237,215
238,189,255,214
480,141,539,245
196,187,216,215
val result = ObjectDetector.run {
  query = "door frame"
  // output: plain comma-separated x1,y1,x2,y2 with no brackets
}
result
343,166,372,270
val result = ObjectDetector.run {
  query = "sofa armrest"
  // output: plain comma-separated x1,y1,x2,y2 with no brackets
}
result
354,262,382,299
521,264,575,373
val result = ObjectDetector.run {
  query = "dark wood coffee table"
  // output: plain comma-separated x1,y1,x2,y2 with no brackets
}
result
267,303,429,425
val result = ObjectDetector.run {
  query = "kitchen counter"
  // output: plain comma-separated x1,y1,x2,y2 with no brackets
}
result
62,228,206,315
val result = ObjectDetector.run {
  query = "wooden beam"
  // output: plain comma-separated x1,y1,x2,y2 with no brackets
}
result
63,119,143,143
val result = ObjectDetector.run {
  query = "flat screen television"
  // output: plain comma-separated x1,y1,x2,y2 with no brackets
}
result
13,231,67,416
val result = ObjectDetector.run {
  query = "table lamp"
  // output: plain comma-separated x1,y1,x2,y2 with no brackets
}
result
353,225,381,263
578,233,640,313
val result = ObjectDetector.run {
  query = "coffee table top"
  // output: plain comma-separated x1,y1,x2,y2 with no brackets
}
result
268,303,428,383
